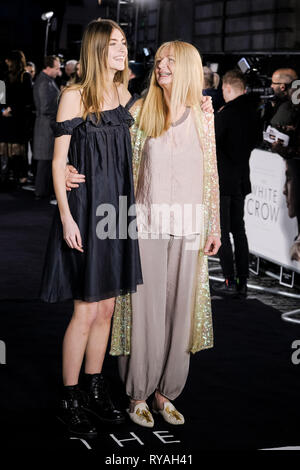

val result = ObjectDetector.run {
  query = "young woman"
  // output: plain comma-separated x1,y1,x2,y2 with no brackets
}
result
65,40,218,428
40,19,143,438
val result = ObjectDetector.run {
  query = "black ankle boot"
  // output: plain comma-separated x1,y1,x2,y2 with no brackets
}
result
212,278,237,297
57,384,97,438
237,278,248,298
82,373,125,424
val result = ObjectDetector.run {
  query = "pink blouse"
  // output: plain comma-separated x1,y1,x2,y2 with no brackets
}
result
136,107,205,236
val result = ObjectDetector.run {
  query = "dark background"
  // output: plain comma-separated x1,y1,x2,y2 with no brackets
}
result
1,1,300,452
1,0,300,76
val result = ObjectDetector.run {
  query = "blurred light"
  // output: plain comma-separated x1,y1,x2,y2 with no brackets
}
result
41,11,54,21
209,63,219,73
238,57,251,74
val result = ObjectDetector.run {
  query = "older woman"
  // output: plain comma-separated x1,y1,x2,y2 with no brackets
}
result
112,40,220,427
66,40,220,428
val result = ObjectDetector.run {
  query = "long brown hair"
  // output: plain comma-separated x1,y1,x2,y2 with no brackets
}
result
5,50,27,83
138,41,204,138
68,19,129,121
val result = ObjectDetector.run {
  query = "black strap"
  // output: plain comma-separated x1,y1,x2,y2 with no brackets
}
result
125,93,140,110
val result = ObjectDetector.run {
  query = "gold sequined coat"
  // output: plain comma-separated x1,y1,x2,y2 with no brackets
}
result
110,103,220,355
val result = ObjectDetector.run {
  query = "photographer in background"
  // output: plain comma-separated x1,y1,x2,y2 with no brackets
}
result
213,70,261,298
269,68,298,129
271,93,300,261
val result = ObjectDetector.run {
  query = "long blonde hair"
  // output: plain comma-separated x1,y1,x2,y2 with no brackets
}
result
139,41,204,138
68,19,129,121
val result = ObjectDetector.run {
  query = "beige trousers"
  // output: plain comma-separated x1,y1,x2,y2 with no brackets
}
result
118,235,199,401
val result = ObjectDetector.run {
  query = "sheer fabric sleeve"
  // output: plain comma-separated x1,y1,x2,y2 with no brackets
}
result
206,112,221,238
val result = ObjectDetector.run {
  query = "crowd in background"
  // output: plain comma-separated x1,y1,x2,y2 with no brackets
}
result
0,48,299,208
0,46,300,296
0,51,80,199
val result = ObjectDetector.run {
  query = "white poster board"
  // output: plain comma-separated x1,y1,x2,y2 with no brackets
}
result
244,148,300,273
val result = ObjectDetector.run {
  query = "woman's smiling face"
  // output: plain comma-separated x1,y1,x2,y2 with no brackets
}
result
107,28,127,72
155,46,175,89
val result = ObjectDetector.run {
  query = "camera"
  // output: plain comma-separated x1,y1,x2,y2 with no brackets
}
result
238,57,274,100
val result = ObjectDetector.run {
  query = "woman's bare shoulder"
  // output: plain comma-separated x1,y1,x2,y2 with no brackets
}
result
57,88,82,122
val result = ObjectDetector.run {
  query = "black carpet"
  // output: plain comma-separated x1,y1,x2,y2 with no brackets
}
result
0,189,55,300
1,190,300,453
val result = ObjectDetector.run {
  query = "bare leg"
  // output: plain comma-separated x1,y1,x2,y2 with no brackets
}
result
129,399,146,412
62,300,98,386
82,298,124,424
153,390,170,410
84,297,115,374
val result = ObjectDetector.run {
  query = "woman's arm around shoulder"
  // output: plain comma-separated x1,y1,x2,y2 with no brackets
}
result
53,87,84,252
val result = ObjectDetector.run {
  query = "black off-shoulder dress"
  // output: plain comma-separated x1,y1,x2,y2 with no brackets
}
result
40,97,143,303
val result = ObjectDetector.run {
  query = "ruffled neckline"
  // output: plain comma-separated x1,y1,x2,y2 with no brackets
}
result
86,104,134,127
55,94,139,133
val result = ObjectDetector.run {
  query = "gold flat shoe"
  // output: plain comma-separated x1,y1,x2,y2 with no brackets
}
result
127,402,154,428
152,401,185,425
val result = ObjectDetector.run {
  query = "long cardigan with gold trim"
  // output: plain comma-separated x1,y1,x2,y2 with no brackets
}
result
110,103,220,356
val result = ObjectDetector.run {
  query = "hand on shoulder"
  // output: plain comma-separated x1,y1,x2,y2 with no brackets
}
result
201,96,214,114
56,88,82,122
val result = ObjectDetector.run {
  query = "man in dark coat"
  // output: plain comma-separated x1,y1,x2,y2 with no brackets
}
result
269,68,298,128
213,70,261,297
33,55,61,198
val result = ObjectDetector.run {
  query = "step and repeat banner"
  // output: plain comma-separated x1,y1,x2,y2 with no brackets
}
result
244,149,300,273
